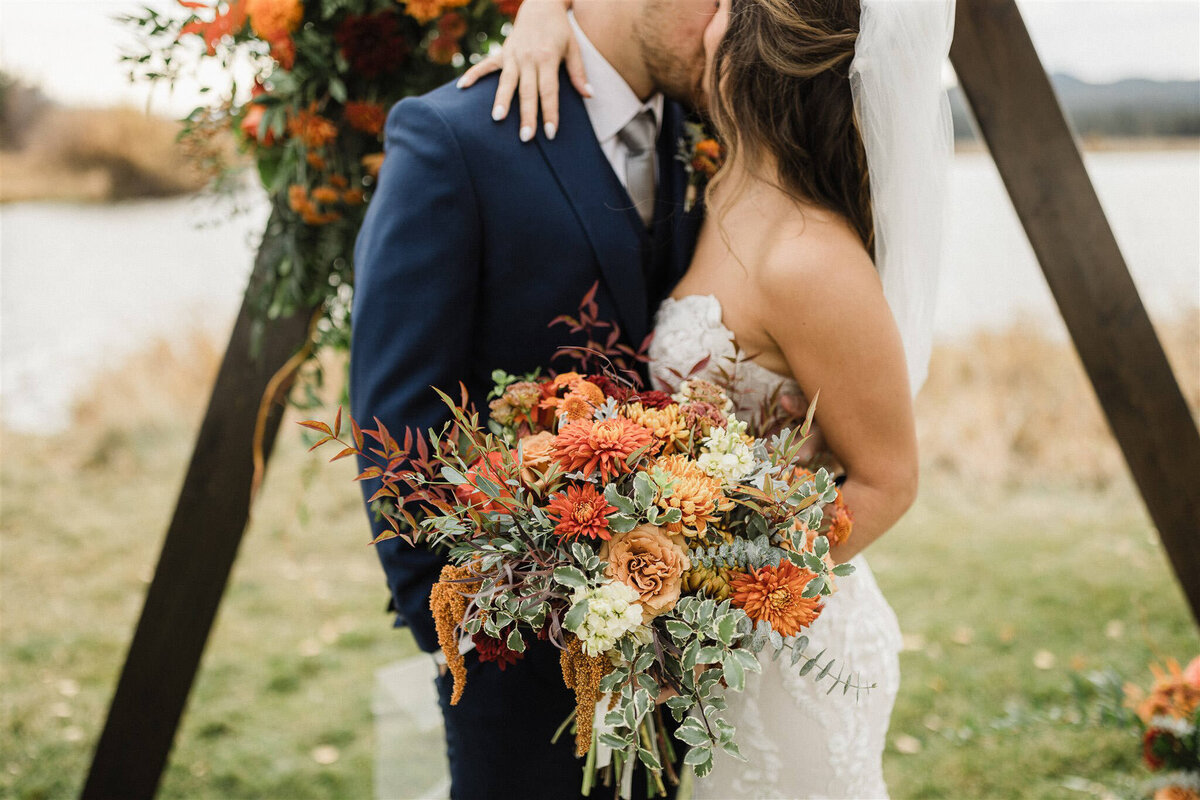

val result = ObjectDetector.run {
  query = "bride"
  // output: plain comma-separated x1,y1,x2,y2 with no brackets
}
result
462,0,953,796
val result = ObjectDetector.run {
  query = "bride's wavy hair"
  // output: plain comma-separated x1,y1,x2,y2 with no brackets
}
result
707,0,873,255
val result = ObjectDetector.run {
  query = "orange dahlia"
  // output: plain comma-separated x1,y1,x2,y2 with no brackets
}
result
623,402,690,454
653,454,729,538
545,484,617,541
552,418,656,483
246,0,303,43
730,560,823,638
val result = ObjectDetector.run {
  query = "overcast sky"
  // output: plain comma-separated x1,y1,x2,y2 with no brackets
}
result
1,0,1198,115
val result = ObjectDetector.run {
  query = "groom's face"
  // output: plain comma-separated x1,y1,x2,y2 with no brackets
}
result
637,0,719,108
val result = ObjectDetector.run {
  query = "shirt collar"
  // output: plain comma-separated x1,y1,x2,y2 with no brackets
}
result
569,11,664,144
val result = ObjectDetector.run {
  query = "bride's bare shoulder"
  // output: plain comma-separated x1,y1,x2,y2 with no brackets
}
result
753,209,881,315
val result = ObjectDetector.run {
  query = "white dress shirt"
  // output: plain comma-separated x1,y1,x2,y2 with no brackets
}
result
569,12,664,192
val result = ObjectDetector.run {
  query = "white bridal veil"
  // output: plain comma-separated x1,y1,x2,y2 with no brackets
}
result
849,0,956,395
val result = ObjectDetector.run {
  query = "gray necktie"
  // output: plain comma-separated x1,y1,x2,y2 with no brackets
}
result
617,109,657,228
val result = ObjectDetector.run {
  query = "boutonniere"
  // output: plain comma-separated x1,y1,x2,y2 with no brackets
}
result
676,120,725,213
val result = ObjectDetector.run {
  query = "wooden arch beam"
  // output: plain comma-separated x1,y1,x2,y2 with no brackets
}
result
950,0,1200,621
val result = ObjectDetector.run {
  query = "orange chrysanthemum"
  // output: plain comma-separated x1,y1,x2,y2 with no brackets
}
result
344,100,386,136
545,483,617,541
653,454,729,538
623,402,690,454
552,417,656,483
287,102,338,149
729,560,823,638
246,0,303,42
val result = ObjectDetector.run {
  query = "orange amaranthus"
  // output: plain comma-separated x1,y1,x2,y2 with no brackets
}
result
545,483,617,541
730,560,823,638
552,417,656,483
430,563,483,705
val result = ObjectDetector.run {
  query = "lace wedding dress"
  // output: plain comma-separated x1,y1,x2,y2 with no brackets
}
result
648,294,905,800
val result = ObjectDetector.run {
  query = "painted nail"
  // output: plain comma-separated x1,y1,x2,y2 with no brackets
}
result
492,105,506,121
519,126,533,142
544,122,557,141
456,77,467,89
583,83,595,97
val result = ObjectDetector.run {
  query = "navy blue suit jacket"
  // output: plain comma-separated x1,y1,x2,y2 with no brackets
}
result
350,74,702,654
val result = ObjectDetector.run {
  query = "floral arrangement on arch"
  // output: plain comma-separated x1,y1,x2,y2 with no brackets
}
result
122,0,522,346
303,289,865,796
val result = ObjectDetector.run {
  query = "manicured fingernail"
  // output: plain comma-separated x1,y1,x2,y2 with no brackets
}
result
519,126,533,142
456,77,467,89
544,123,557,141
492,105,506,121
583,83,595,97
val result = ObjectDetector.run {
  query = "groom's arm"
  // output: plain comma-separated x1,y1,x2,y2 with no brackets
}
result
350,95,481,653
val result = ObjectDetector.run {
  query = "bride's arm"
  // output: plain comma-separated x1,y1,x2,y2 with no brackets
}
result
457,0,586,142
760,228,919,565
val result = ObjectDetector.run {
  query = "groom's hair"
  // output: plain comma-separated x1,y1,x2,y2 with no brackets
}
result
708,0,875,257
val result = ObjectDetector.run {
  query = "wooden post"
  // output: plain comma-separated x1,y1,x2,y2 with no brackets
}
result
950,0,1200,622
82,212,318,800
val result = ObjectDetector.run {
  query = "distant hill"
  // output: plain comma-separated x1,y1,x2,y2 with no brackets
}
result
950,73,1200,139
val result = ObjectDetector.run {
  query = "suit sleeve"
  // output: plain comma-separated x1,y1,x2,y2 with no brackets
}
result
349,96,481,653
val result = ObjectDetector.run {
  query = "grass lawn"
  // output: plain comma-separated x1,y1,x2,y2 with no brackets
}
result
2,324,1196,799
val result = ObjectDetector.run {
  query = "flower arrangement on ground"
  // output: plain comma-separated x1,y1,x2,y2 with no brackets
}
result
1123,656,1200,800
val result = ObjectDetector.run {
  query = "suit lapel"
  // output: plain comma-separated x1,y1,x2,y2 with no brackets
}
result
535,84,650,345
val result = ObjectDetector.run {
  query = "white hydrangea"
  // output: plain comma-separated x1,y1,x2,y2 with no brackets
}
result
568,580,644,657
697,419,756,487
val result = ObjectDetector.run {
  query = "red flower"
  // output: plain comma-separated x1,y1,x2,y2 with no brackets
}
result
589,375,633,404
335,12,410,78
545,484,617,541
633,390,674,410
472,627,524,670
437,11,468,39
1143,727,1173,770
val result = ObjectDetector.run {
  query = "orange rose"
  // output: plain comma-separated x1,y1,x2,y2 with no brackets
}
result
599,524,691,620
518,431,557,472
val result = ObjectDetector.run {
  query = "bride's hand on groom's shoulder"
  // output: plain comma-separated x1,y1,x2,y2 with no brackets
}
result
456,0,588,143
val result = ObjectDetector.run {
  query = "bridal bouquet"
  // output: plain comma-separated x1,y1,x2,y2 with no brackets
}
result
305,310,863,796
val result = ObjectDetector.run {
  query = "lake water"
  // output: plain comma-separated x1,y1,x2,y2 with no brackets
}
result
1,149,1197,432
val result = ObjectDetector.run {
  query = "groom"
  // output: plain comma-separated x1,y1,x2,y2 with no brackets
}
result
350,1,715,797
